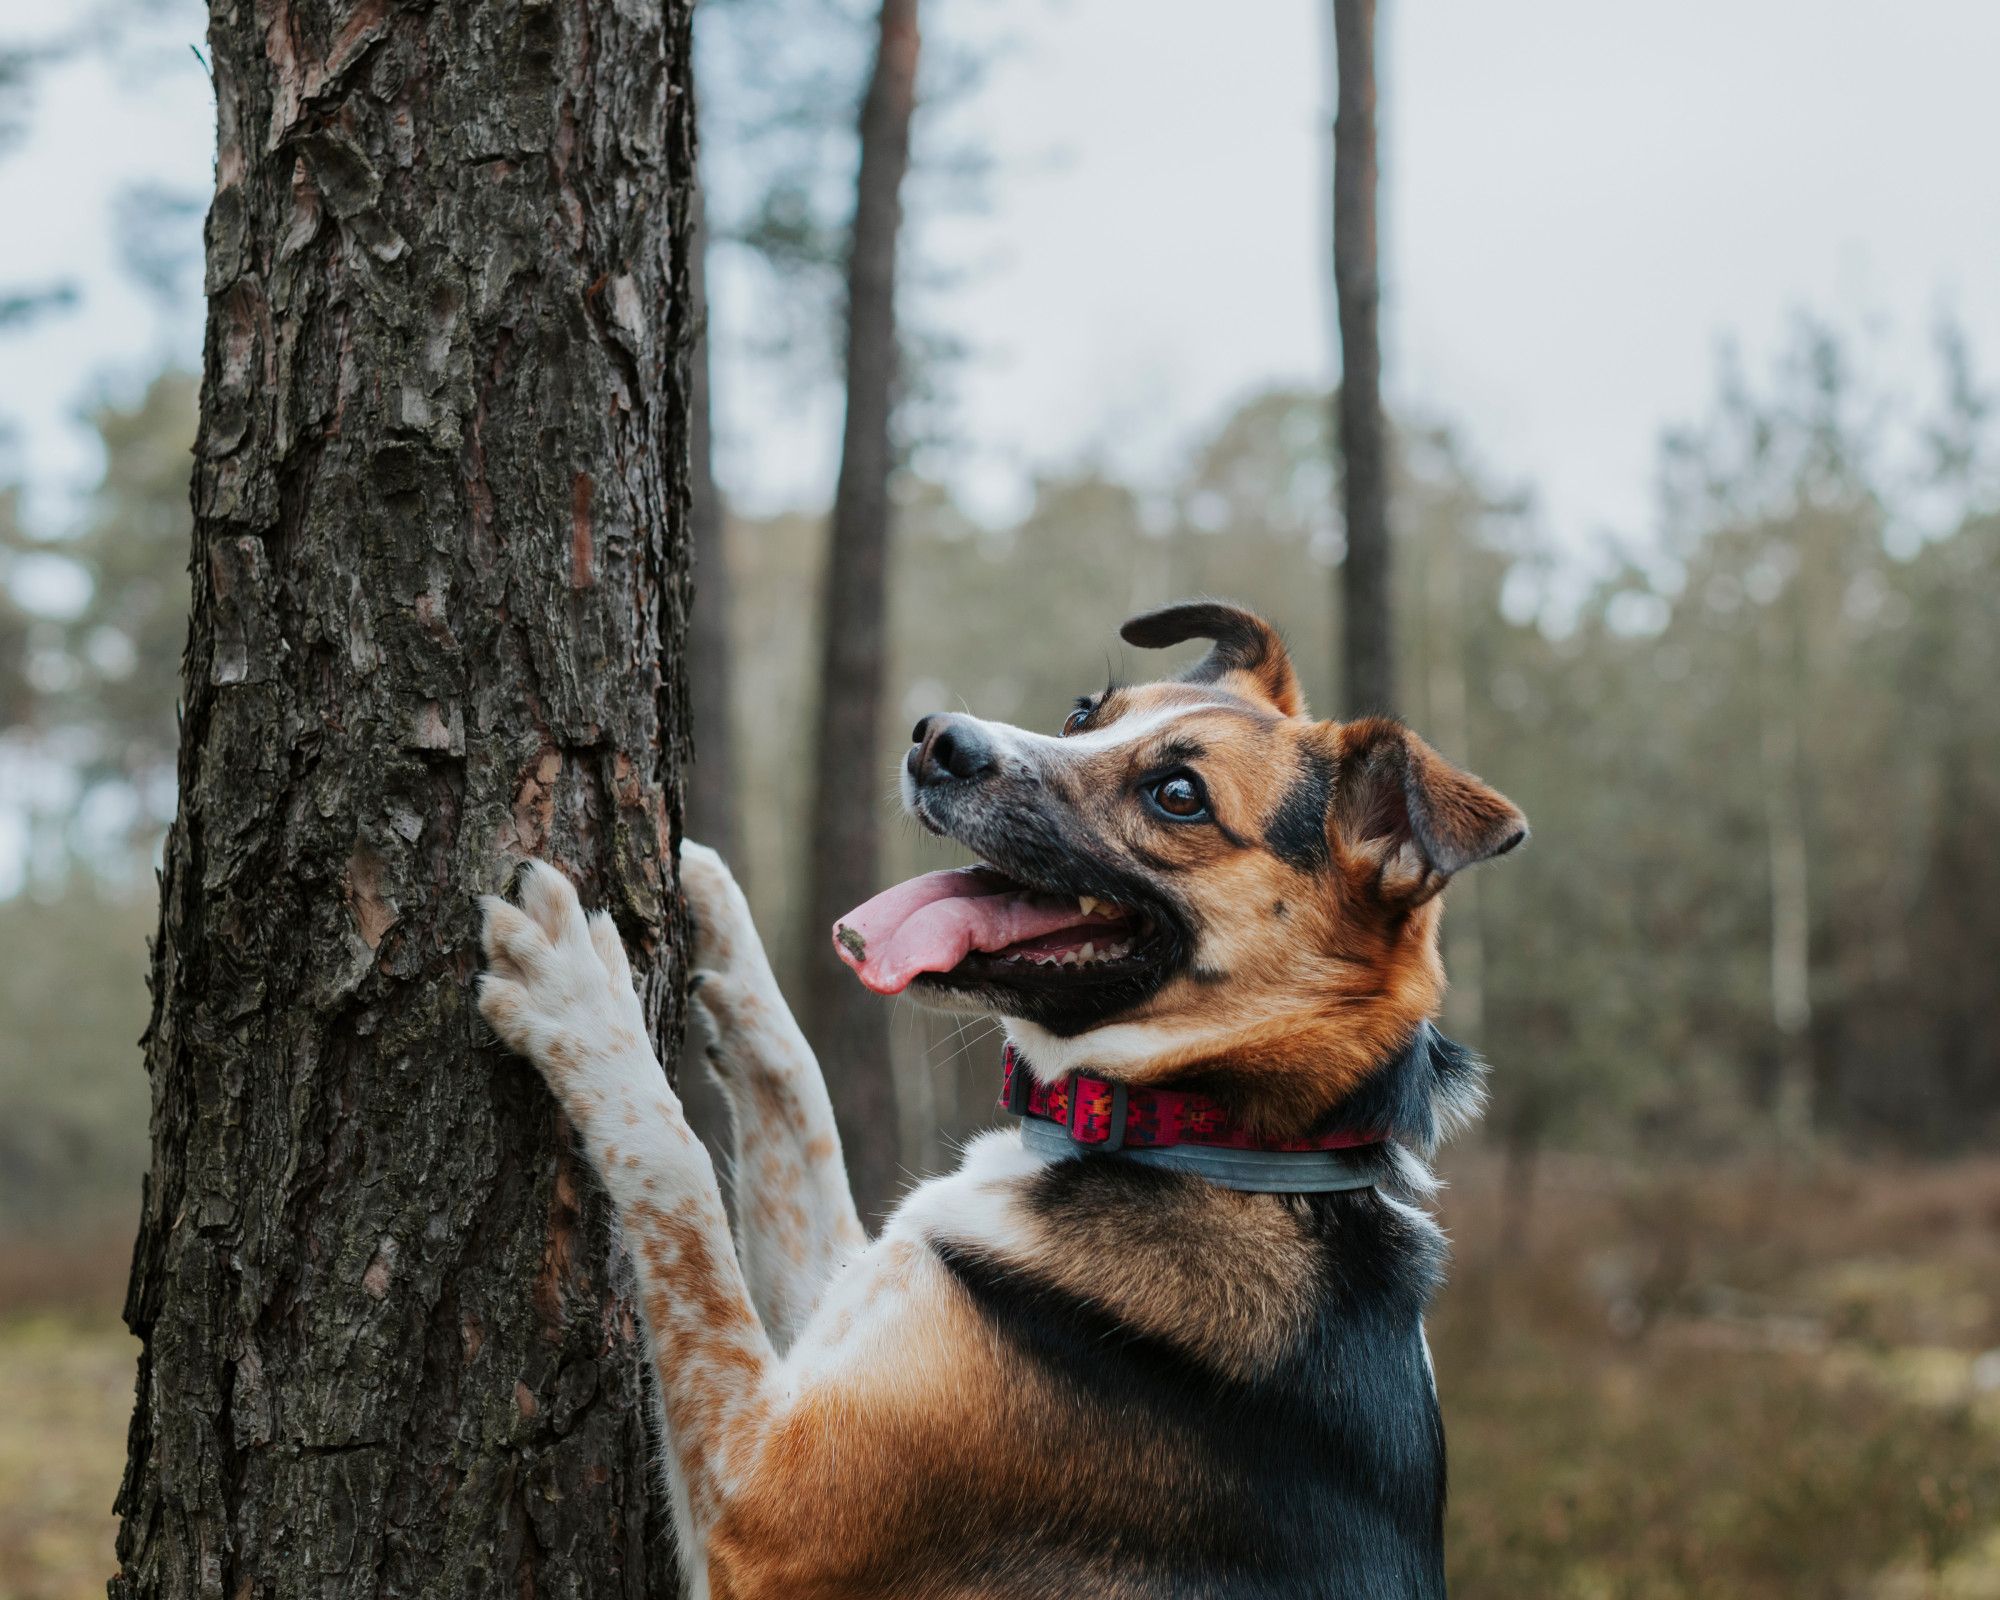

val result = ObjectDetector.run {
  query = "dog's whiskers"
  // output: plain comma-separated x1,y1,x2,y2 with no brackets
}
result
931,1017,1001,1078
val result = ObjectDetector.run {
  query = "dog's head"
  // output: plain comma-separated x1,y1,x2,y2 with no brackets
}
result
834,601,1526,1130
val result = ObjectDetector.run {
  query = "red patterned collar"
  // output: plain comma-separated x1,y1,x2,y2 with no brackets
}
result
999,1046,1385,1154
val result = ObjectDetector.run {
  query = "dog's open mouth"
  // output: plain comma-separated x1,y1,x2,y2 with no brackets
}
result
833,867,1161,997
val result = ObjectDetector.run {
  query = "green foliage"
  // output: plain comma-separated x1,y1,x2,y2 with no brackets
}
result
57,371,196,792
1471,323,2000,1151
698,0,878,380
695,0,1004,434
5,326,1999,1248
0,372,195,882
0,488,36,728
0,378,191,1239
710,338,2000,1157
0,886,152,1229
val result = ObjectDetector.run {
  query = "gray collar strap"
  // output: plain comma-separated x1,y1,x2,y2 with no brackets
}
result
1018,1113,1381,1193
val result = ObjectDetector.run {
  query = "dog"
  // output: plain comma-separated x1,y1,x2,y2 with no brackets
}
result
478,600,1526,1598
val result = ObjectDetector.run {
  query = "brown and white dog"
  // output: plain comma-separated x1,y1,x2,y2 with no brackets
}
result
478,601,1526,1598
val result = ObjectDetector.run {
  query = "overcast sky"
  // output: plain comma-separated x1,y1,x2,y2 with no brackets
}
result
4,0,1998,565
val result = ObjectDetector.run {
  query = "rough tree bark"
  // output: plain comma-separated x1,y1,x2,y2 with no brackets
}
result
112,1,697,1594
801,0,921,1223
1332,0,1395,717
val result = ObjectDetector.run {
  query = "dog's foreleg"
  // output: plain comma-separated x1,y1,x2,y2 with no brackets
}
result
680,843,866,1349
478,862,776,1544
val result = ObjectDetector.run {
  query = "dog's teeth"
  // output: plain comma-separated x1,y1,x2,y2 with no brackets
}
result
1079,942,1095,962
1078,895,1099,917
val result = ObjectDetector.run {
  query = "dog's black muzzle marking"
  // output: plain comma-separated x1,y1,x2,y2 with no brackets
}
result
904,766,1197,1038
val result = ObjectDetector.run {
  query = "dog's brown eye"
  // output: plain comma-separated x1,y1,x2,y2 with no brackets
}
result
1062,707,1091,736
1149,773,1208,821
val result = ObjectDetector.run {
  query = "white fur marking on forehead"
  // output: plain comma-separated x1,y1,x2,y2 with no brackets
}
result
991,700,1241,763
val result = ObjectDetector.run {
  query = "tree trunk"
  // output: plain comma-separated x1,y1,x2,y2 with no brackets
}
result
1758,590,1814,1147
685,158,739,863
1331,0,1394,717
801,0,921,1223
112,2,696,1594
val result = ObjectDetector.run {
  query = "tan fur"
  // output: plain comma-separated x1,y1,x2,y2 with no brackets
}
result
705,1223,1219,1600
1009,1175,1319,1380
1007,679,1517,1134
477,606,1523,1597
481,865,1238,1598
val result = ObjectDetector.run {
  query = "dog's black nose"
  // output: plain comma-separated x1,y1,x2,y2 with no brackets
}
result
908,713,996,784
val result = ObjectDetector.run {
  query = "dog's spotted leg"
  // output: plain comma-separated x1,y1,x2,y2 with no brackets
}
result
477,862,775,1560
680,842,866,1349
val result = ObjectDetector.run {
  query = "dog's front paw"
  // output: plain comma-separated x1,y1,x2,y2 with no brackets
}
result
478,861,655,1108
679,841,767,980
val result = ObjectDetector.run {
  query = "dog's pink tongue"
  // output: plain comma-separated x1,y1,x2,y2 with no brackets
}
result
833,869,1086,995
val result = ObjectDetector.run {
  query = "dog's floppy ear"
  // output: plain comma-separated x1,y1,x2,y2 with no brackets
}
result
1120,600,1304,717
1330,718,1527,904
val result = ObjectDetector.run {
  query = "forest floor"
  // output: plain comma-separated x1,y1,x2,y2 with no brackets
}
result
2,1159,1998,1600
0,1238,134,1600
1434,1152,2000,1598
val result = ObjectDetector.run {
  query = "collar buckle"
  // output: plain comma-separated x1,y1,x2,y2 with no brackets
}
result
1065,1073,1128,1152
1002,1048,1031,1115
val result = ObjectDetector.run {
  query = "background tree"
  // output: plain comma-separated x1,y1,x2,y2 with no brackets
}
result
0,490,33,731
673,123,746,1176
59,376,197,832
691,327,2000,1167
1331,0,1393,716
801,0,921,1222
110,1,697,1593
685,167,739,866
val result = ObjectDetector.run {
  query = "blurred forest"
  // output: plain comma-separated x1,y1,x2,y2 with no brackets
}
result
727,331,2000,1175
7,331,1997,1222
6,332,2000,1599
4,0,2000,1595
